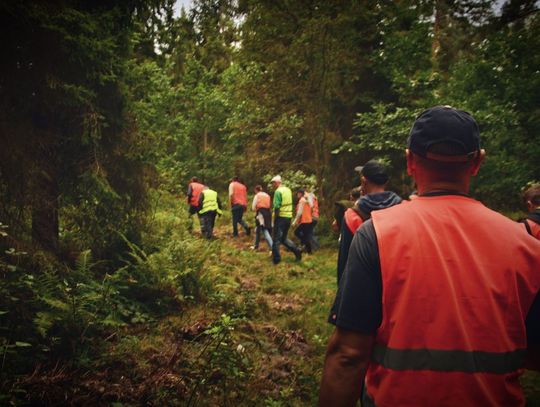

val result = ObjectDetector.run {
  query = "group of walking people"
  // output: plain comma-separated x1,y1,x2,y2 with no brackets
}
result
186,106,540,405
185,175,320,265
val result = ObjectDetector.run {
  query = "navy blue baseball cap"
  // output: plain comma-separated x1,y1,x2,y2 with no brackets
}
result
354,160,389,185
408,106,481,162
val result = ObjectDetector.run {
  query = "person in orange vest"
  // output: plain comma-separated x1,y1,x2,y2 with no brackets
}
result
336,160,402,283
306,188,320,250
319,106,540,406
250,185,273,250
293,189,313,254
332,187,362,234
186,177,205,231
229,176,251,237
521,184,540,240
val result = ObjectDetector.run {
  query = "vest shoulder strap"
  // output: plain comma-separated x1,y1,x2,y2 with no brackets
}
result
520,219,533,236
352,206,369,221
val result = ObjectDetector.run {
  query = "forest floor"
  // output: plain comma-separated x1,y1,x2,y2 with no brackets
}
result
18,213,338,406
15,209,540,406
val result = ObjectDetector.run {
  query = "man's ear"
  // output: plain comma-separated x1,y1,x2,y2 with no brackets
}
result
406,149,414,176
470,149,486,176
360,175,367,186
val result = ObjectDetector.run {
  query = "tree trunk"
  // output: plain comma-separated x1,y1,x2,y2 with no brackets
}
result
31,142,59,253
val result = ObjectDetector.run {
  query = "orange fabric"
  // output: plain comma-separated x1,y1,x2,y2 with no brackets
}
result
189,182,205,206
368,196,540,407
230,181,247,206
527,219,540,240
255,192,271,209
296,198,312,224
312,195,320,218
343,208,363,234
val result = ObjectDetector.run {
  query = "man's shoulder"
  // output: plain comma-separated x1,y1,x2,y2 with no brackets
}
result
278,186,290,193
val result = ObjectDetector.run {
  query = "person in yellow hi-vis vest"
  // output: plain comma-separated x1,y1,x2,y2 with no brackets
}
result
198,186,222,239
270,175,301,265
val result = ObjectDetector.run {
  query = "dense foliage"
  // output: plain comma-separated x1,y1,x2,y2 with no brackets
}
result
1,0,539,404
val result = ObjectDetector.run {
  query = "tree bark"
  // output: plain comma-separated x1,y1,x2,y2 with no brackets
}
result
31,135,59,253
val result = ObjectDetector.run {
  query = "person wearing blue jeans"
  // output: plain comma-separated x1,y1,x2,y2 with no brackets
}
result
272,216,301,264
270,175,301,265
229,177,251,237
251,185,273,250
254,220,273,249
231,204,250,237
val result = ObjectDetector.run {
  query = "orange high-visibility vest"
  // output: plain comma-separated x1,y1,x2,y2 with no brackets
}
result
255,192,271,210
312,194,320,219
526,219,540,240
230,181,248,206
343,208,363,234
368,195,540,407
189,182,205,206
296,198,312,224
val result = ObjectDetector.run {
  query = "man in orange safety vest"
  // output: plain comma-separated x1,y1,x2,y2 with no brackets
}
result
320,106,540,406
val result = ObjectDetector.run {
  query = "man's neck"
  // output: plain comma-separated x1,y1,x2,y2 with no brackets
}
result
417,181,469,196
364,186,386,195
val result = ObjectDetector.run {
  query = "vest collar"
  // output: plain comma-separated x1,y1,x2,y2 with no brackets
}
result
419,190,470,198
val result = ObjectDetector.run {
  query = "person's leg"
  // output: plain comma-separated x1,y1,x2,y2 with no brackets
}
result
188,205,197,232
200,213,209,238
294,225,303,242
263,228,273,250
197,213,202,235
238,206,251,235
280,218,301,260
231,205,240,236
272,218,284,264
208,211,216,238
295,224,309,252
253,224,261,249
304,223,313,254
311,218,319,250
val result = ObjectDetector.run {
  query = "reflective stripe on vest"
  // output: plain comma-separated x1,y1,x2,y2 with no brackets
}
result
255,192,271,210
296,198,312,224
276,186,293,218
230,181,247,206
189,182,205,206
343,208,363,234
368,196,540,407
199,189,220,214
372,344,526,374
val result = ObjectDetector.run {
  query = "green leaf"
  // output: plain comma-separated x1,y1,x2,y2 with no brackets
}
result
15,341,32,347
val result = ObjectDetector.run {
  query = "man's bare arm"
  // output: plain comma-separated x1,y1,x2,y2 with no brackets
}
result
319,327,375,407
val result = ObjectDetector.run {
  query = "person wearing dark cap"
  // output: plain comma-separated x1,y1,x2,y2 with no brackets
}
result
320,106,540,406
292,189,313,254
336,160,402,284
332,187,362,234
521,184,540,240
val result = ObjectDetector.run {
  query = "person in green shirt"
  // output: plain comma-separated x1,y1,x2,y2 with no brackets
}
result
270,175,302,264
